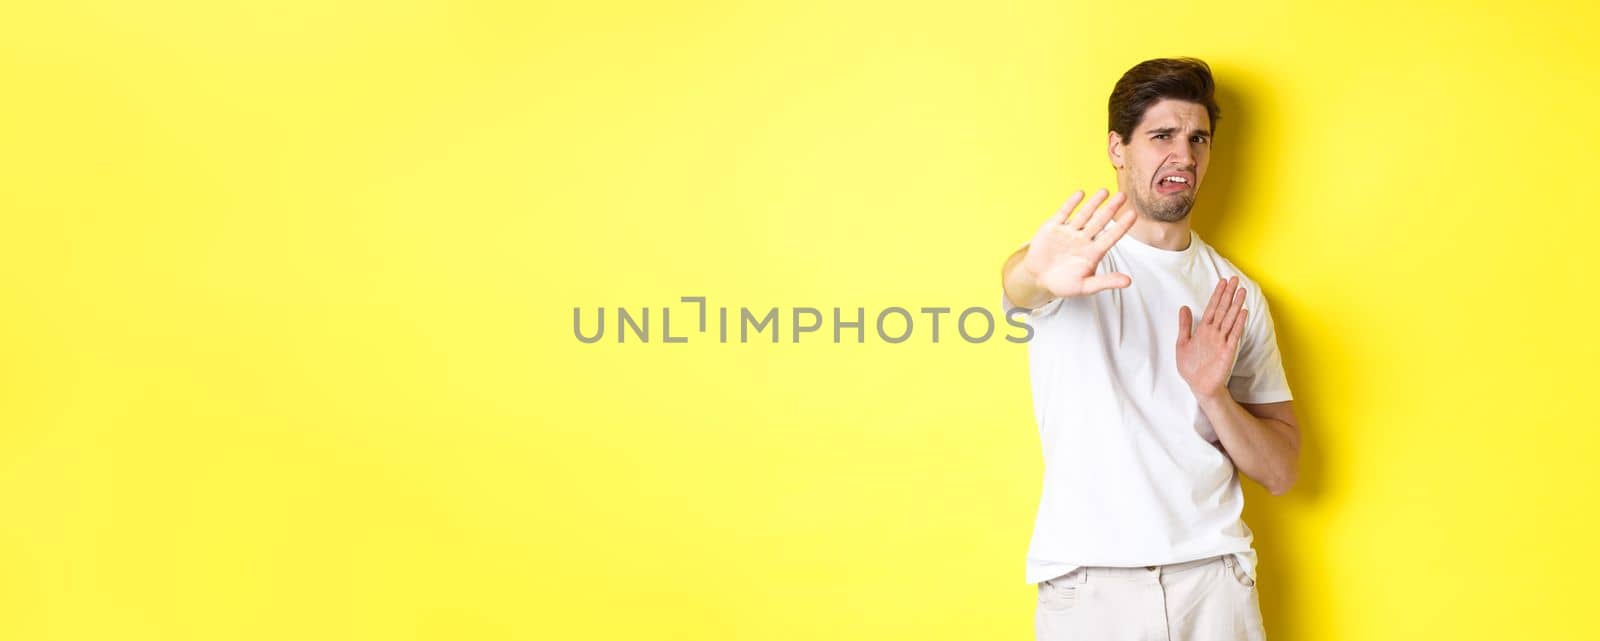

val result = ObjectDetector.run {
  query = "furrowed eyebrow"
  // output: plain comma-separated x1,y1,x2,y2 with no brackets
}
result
1147,127,1211,138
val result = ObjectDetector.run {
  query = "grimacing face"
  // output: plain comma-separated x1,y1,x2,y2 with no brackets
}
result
1110,98,1212,223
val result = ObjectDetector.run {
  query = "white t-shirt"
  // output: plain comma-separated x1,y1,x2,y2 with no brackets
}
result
1003,229,1293,585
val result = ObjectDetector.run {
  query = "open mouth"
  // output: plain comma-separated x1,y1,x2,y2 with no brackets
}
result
1155,175,1192,194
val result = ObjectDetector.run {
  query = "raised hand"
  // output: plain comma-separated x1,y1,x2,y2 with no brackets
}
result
1177,276,1247,400
1020,189,1137,299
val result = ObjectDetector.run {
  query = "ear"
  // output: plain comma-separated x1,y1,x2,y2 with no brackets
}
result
1107,131,1125,170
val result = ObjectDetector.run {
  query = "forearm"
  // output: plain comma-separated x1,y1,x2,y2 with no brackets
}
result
1001,246,1053,310
1196,393,1300,495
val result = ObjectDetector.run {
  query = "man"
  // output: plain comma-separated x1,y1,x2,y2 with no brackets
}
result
1000,57,1300,641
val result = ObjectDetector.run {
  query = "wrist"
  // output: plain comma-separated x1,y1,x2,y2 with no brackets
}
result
1192,385,1232,407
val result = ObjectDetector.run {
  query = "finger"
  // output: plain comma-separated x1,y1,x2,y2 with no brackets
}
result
1080,191,1127,237
1228,308,1247,345
1092,199,1136,249
1177,305,1192,341
1219,281,1246,332
1082,271,1132,295
1200,278,1227,326
1069,188,1110,230
1044,191,1086,228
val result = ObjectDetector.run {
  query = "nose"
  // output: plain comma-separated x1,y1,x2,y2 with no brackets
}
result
1165,150,1198,179
1170,143,1195,166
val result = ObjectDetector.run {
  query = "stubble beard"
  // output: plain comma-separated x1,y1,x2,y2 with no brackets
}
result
1132,184,1196,223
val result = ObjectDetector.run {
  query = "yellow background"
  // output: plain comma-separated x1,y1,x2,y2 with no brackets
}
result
2,1,1597,639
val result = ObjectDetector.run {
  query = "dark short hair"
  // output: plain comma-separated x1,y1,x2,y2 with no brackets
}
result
1107,57,1221,143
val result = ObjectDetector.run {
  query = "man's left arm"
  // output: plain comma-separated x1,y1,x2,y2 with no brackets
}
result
1176,276,1300,495
1196,396,1299,495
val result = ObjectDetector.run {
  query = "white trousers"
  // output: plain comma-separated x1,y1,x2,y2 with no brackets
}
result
1034,554,1266,641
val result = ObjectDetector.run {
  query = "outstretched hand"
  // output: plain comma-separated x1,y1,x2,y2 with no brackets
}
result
1020,189,1137,299
1177,276,1247,401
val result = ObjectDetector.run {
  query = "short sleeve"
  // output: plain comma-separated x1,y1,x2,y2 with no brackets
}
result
1227,289,1293,404
1001,289,1064,319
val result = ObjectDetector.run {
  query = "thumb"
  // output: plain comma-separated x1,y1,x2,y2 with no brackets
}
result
1082,272,1132,294
1177,306,1192,341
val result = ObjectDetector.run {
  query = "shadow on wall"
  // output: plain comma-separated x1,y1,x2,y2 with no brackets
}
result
1189,75,1334,641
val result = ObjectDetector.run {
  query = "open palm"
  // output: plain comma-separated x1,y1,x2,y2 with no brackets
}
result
1021,189,1136,298
1177,276,1247,399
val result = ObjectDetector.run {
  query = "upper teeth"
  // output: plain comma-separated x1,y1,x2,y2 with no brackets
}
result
1163,176,1188,183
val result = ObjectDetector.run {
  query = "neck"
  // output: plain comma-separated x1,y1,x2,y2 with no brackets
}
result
1126,213,1193,251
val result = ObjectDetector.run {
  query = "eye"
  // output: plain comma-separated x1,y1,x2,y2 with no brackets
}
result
1153,134,1169,140
1191,136,1209,144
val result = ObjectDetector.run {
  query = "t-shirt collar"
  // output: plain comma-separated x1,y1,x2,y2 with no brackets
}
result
1117,228,1200,265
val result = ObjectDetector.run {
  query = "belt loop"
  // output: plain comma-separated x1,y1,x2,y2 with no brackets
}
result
1079,567,1089,584
1223,554,1234,570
